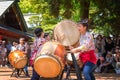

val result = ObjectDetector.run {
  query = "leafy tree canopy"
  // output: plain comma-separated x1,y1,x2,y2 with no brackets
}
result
19,0,120,36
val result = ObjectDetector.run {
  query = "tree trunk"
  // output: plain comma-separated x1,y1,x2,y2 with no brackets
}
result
79,0,90,19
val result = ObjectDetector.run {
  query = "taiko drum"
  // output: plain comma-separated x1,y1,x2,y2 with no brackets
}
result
54,20,80,48
8,50,27,69
34,41,66,78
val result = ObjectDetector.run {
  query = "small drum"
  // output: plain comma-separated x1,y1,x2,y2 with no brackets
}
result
8,50,27,69
54,20,80,48
66,52,83,68
34,41,66,78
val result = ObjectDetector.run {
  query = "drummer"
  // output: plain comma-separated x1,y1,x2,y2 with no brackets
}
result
70,19,97,80
11,41,18,52
44,33,51,42
16,37,30,77
30,28,45,80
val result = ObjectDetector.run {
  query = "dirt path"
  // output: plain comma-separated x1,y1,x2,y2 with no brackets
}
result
0,67,120,80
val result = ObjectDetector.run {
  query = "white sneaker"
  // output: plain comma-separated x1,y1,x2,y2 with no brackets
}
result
5,65,8,67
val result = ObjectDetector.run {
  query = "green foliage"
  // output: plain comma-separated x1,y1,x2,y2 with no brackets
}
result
27,14,60,33
19,0,120,36
92,23,113,37
90,0,120,35
48,0,60,18
28,15,42,27
19,0,33,13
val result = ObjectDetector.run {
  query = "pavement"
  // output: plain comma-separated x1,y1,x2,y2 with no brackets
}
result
0,66,120,80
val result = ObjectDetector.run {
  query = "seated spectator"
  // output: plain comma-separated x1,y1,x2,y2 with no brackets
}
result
95,55,105,73
100,52,114,73
95,35,105,57
114,46,120,74
105,37,114,55
95,47,105,73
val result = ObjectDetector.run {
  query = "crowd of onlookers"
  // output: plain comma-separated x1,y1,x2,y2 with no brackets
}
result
94,34,120,74
0,33,51,68
0,34,120,74
0,39,12,67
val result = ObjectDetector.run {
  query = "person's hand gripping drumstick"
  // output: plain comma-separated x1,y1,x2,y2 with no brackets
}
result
69,45,85,53
69,46,77,53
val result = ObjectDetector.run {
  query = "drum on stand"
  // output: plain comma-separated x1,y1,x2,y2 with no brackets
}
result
53,20,83,80
66,52,83,68
34,41,66,78
54,20,80,48
8,50,27,69
54,20,82,67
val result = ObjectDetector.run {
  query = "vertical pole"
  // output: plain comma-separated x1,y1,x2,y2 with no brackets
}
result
71,53,82,80
58,67,65,80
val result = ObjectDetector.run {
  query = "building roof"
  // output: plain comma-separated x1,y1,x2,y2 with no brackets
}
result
0,24,30,38
0,0,14,17
0,0,33,39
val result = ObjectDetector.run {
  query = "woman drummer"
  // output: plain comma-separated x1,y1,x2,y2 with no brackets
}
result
30,28,45,80
70,19,97,80
16,37,30,77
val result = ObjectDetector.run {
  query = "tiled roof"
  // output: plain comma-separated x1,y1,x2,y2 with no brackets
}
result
0,0,14,17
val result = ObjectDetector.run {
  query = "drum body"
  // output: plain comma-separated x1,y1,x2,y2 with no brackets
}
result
34,41,66,78
54,20,80,48
66,52,83,68
8,50,27,69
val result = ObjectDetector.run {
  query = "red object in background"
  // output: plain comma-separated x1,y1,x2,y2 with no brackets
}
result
0,35,2,40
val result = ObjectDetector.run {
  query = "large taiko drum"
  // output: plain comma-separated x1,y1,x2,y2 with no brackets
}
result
8,50,27,69
54,20,80,48
34,41,66,78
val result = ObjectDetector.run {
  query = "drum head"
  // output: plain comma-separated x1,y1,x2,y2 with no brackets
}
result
54,20,80,47
8,50,27,69
37,41,66,64
34,54,62,78
14,58,27,69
